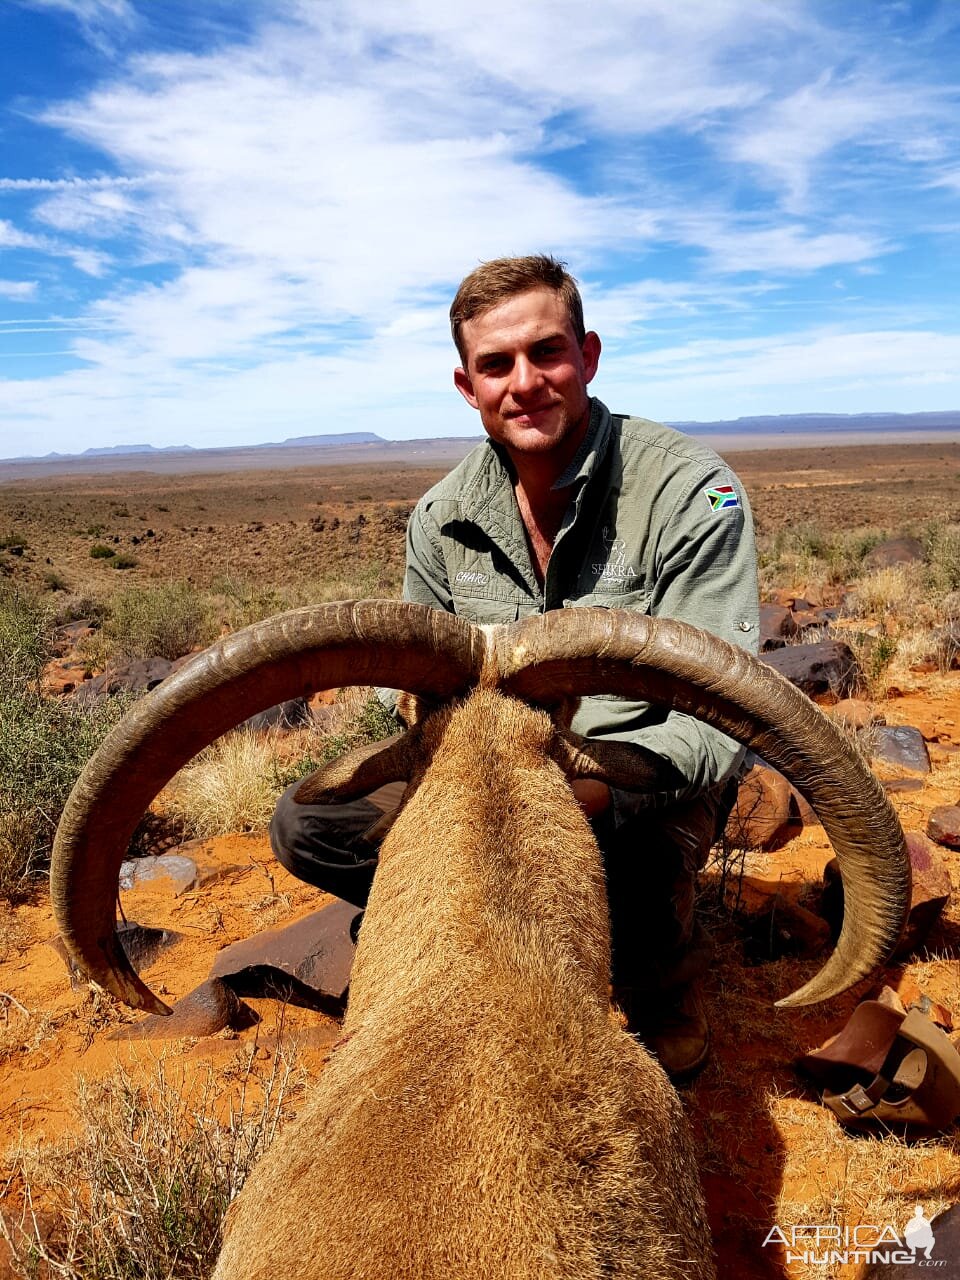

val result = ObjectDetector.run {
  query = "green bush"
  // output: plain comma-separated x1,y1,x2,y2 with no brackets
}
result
0,591,131,899
923,521,960,596
112,553,139,570
101,580,217,662
90,543,115,559
0,531,28,551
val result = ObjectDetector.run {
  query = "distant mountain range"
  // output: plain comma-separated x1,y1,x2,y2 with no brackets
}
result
10,431,386,462
666,409,960,433
5,412,960,465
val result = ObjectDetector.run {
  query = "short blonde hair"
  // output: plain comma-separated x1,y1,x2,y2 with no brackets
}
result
450,255,585,365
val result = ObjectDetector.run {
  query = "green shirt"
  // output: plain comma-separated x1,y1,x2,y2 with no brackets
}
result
397,397,760,812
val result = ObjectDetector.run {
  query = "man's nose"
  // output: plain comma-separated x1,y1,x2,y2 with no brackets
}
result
509,355,543,396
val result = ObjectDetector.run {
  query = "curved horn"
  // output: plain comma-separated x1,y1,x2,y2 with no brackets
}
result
51,601,483,1014
493,608,909,1009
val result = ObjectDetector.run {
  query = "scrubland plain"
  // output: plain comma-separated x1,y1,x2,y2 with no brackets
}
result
1,439,960,1279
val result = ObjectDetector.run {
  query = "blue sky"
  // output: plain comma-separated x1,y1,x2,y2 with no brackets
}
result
1,0,960,458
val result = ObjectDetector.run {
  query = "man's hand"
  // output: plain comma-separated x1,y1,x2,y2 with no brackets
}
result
571,779,611,819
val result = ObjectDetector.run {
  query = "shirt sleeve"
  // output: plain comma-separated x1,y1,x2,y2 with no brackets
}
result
375,500,453,717
403,500,455,611
608,465,760,822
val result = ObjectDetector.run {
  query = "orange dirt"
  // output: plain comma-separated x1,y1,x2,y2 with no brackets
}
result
3,442,960,1277
3,680,960,1278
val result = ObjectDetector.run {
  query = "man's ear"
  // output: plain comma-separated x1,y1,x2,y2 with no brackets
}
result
453,365,479,410
582,331,601,384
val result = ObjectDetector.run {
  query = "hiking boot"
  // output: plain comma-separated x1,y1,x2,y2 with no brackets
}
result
615,982,711,1084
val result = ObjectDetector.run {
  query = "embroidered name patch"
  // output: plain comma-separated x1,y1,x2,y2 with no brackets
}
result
703,484,740,511
455,570,489,586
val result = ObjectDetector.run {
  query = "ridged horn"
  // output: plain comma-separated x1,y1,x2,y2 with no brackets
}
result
493,608,910,1008
50,601,483,1014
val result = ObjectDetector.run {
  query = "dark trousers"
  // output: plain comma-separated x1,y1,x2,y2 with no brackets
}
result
270,778,737,994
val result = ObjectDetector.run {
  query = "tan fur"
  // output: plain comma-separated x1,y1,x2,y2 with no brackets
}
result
213,689,715,1280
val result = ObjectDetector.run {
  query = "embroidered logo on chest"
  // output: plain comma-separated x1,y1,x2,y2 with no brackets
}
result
591,526,638,583
455,570,489,586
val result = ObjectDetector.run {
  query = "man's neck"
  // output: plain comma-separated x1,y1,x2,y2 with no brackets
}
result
506,406,592,583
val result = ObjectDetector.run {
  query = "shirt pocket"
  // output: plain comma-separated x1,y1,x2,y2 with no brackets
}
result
564,586,653,615
450,590,523,626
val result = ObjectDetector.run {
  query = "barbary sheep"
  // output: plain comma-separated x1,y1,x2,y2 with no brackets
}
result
50,603,910,1280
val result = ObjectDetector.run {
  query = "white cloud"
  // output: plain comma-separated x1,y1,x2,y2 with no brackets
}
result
0,219,49,251
726,58,960,212
0,280,37,300
21,0,135,27
672,218,889,273
0,175,154,191
2,0,959,454
598,327,960,418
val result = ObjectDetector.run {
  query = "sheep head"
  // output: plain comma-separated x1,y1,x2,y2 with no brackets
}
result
50,600,910,1016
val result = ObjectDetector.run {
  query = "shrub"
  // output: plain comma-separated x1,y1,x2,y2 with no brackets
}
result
112,554,138,570
0,591,132,898
167,731,285,839
100,581,217,662
923,521,960,596
853,565,921,618
90,544,115,559
0,531,28,551
168,692,398,839
209,575,290,632
757,524,886,598
0,1050,300,1279
43,570,70,593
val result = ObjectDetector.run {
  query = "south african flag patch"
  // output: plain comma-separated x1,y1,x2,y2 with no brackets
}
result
703,484,740,511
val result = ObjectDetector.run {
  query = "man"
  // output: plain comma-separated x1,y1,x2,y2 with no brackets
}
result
272,255,759,1080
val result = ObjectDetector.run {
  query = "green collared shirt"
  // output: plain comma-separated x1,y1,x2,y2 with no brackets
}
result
397,397,760,812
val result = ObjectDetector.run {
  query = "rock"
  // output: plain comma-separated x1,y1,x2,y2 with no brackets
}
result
240,696,312,733
111,978,258,1040
862,535,925,571
51,619,96,655
888,974,954,1030
71,654,193,704
790,608,830,637
822,832,952,958
724,762,796,849
116,921,181,968
119,853,199,895
927,806,960,849
210,898,361,1014
882,777,925,793
760,640,862,701
741,895,831,963
827,699,884,731
869,725,931,774
759,604,797,651
49,922,179,987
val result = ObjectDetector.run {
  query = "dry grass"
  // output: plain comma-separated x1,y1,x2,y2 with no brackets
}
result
166,731,286,841
164,688,396,841
0,1041,304,1279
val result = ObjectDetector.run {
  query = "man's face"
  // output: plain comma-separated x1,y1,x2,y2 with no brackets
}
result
453,287,601,461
